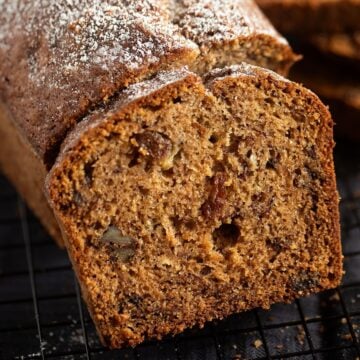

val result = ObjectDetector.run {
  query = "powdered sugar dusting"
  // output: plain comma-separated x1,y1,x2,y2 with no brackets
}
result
0,0,195,88
172,0,286,46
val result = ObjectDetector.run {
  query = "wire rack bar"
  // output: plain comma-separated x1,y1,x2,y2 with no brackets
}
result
18,199,45,360
75,277,91,360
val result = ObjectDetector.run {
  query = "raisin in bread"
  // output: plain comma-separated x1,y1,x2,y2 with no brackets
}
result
46,64,342,348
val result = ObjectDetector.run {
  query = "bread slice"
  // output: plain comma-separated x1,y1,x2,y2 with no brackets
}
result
256,0,360,35
46,64,342,348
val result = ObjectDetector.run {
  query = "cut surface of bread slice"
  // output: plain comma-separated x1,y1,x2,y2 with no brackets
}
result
257,0,360,35
47,64,342,348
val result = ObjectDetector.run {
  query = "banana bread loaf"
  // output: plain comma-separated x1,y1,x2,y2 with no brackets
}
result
256,0,360,35
0,0,298,245
0,0,342,348
47,64,342,348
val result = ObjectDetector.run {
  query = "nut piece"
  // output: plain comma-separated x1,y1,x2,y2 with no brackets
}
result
101,226,137,262
159,144,180,170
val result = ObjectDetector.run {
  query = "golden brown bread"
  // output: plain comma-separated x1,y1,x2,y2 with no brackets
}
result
46,64,342,348
0,0,342,349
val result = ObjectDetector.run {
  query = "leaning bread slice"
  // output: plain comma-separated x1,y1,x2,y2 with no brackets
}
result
47,65,342,348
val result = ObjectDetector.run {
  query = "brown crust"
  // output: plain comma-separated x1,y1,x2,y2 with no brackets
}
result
0,0,298,169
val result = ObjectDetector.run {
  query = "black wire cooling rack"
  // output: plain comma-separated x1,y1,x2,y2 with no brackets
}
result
1,140,360,360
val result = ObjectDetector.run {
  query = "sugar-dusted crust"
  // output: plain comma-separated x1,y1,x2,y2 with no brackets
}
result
257,0,360,34
168,0,300,74
46,65,342,348
0,0,298,168
0,0,198,167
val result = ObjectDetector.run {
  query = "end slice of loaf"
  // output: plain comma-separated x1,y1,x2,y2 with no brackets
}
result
46,64,342,348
